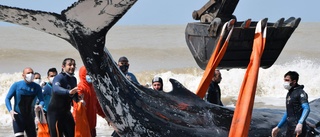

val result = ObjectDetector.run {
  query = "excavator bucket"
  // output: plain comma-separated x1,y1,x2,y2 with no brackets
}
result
185,0,301,70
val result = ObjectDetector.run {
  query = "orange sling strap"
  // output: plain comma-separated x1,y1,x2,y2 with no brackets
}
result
36,108,50,137
195,19,235,98
74,101,91,137
228,18,267,137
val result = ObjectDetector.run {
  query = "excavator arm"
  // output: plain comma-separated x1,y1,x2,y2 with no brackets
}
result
185,0,300,70
192,0,238,23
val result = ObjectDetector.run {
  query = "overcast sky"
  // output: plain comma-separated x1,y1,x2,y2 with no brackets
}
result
0,0,319,26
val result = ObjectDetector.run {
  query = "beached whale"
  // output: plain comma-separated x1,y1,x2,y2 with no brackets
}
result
0,0,319,136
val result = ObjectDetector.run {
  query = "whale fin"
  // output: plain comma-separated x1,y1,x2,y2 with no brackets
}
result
0,5,70,41
0,0,137,42
167,78,205,105
61,0,137,33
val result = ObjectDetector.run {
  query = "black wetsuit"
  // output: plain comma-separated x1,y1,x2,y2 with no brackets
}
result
205,81,223,106
5,80,44,137
47,72,79,137
285,85,309,137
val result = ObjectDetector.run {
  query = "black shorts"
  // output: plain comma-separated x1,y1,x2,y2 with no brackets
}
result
12,113,36,137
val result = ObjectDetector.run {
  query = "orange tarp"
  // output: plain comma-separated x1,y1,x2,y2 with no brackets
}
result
195,19,235,98
228,19,267,137
37,123,50,137
74,101,91,137
36,108,50,137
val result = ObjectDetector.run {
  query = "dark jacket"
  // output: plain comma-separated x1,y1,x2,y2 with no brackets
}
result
205,81,223,106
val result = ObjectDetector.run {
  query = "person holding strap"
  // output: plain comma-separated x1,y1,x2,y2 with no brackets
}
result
272,71,310,137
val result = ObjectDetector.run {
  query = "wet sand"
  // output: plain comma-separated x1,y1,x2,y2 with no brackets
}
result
0,126,114,137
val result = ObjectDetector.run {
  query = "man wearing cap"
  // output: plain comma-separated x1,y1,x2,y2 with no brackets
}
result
117,56,140,84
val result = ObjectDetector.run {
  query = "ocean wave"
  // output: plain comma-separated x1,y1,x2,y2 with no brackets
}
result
1,59,320,126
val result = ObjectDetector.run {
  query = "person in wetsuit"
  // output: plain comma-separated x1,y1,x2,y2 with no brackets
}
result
5,67,44,137
47,58,79,137
205,69,223,106
272,71,310,137
112,56,140,137
152,76,164,92
117,56,140,84
42,67,58,116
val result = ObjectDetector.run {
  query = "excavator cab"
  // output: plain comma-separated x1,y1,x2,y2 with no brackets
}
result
185,0,301,70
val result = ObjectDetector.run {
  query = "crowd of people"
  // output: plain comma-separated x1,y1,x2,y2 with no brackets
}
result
4,56,166,137
4,58,105,137
4,56,318,137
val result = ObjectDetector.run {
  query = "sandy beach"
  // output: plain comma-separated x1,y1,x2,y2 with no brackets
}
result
0,125,114,137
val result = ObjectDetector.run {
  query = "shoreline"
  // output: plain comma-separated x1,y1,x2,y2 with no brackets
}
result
0,126,114,137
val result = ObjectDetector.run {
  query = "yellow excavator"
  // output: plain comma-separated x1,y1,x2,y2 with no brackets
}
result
185,0,300,70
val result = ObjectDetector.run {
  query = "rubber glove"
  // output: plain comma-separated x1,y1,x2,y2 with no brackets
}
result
34,105,43,112
69,87,79,95
10,110,18,121
295,123,303,135
271,127,280,137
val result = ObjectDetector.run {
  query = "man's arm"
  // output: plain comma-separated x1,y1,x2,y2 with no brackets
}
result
271,112,287,137
298,103,310,124
5,82,18,121
5,82,17,112
52,75,70,95
127,72,140,85
294,102,310,135
277,112,287,128
42,85,50,96
36,85,45,106
298,90,309,124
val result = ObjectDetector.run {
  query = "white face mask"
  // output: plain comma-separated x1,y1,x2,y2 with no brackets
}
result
283,81,292,90
33,79,41,85
49,77,54,83
25,73,35,83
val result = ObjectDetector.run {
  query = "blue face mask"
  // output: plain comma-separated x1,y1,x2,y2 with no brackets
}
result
86,75,92,83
